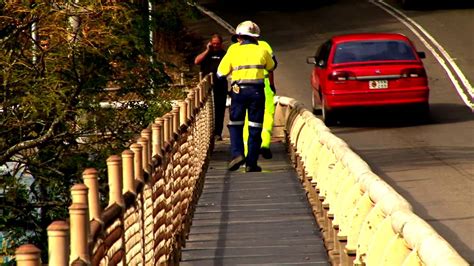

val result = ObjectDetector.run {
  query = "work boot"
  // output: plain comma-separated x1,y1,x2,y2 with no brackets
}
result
260,147,273,159
245,165,262,172
228,155,245,171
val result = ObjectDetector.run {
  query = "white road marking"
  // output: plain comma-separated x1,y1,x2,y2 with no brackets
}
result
187,1,235,33
371,0,474,110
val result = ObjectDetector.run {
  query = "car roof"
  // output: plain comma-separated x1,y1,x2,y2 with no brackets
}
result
331,33,411,44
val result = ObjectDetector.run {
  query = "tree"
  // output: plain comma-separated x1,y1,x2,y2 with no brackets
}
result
0,0,193,261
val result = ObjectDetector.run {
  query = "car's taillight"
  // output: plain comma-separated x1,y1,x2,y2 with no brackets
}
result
401,68,426,78
328,71,356,81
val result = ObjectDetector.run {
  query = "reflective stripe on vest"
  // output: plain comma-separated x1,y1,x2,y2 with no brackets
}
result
236,79,265,84
216,43,275,84
233,65,265,71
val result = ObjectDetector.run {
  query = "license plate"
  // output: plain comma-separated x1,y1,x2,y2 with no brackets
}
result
369,80,388,89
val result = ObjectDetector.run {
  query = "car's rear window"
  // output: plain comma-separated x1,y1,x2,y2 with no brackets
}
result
333,40,417,63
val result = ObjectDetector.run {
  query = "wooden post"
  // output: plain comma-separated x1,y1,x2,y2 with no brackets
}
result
137,137,151,175
163,114,171,144
15,244,41,266
155,118,165,149
69,184,90,264
107,155,124,207
141,128,152,164
200,83,205,103
185,98,192,121
71,184,90,243
172,106,179,134
194,88,200,109
82,168,101,222
178,100,187,126
48,221,69,266
122,149,136,195
200,86,204,107
130,143,144,183
152,120,163,157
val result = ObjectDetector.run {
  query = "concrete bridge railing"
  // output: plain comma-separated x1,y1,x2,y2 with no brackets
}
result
14,76,215,266
273,96,468,266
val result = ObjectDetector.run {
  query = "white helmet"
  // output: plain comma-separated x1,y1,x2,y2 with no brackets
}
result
235,21,260,38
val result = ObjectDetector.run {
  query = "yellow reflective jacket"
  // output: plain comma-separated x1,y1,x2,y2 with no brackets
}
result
217,42,275,84
227,40,275,77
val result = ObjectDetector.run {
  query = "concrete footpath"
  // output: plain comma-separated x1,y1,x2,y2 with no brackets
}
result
180,140,330,265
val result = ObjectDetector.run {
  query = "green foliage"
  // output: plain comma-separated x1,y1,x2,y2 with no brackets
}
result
153,1,185,34
0,0,193,261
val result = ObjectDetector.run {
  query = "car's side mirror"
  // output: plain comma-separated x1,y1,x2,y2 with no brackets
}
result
317,59,326,68
417,51,426,59
306,56,326,68
306,56,316,64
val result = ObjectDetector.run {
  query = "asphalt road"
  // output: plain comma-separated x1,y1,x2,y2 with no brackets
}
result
198,0,474,263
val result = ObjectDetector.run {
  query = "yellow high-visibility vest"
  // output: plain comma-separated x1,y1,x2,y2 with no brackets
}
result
228,40,275,76
217,42,275,84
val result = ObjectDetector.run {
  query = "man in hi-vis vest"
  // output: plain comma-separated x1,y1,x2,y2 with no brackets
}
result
217,21,275,172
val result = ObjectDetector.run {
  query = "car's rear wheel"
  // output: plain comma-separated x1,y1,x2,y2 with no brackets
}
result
312,91,322,115
321,95,336,126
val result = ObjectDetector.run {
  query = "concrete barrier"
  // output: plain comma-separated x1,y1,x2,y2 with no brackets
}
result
275,96,468,266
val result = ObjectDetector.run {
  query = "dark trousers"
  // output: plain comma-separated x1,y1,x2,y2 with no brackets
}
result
228,84,265,167
213,78,228,137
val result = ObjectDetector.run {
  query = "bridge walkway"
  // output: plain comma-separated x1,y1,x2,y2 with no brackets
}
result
181,139,330,265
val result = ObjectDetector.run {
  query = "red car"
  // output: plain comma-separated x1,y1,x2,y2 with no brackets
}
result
307,33,429,125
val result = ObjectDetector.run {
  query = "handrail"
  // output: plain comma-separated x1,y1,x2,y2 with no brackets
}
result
15,75,215,265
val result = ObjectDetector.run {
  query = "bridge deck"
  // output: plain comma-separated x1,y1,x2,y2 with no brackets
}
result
181,139,329,265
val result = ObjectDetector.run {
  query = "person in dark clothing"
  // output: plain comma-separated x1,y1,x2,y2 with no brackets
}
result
194,34,228,141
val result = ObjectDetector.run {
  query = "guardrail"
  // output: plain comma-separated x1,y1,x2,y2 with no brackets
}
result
273,96,468,266
14,76,215,265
